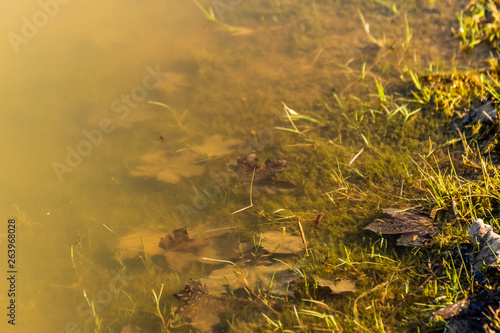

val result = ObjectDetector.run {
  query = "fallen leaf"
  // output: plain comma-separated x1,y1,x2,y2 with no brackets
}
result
192,134,241,158
258,231,306,254
199,260,300,296
316,277,357,294
119,227,247,272
365,209,439,246
118,229,167,259
129,150,204,183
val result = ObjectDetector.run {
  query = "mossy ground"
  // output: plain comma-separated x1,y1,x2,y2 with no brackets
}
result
67,1,500,332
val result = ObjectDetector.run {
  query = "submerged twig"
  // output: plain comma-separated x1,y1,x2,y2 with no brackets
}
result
297,219,309,256
231,167,256,215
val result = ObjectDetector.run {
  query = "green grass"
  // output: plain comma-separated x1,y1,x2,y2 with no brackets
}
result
65,0,500,332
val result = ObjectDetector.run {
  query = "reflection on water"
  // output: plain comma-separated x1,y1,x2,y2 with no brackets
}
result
0,0,473,331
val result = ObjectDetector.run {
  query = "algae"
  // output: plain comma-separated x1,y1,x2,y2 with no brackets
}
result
70,0,500,332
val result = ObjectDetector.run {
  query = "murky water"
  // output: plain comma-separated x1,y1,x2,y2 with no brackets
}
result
0,0,476,332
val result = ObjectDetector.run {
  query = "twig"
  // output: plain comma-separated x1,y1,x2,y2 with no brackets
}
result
297,218,309,256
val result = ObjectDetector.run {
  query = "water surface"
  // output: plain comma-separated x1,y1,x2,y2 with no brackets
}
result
0,0,475,331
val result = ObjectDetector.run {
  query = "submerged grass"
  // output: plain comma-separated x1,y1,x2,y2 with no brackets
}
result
65,0,500,332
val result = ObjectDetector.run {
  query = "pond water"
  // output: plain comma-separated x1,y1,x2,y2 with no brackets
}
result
0,0,478,332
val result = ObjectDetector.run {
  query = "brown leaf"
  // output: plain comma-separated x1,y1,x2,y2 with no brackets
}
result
258,231,306,254
365,209,439,246
316,278,357,294
191,134,240,157
118,229,168,259
129,150,204,183
199,260,300,296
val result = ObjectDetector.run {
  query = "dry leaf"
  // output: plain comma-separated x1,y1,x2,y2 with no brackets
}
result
365,209,439,246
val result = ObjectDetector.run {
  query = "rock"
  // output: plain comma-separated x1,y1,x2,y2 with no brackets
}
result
468,218,500,270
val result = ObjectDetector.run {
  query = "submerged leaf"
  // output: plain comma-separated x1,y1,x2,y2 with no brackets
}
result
192,134,241,157
257,230,306,254
199,260,300,296
118,229,168,259
129,150,204,184
316,277,357,294
119,227,247,272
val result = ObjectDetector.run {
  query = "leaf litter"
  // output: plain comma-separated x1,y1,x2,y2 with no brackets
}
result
129,135,240,184
118,226,247,271
119,221,358,331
